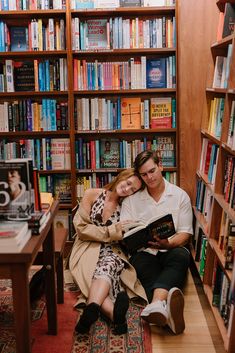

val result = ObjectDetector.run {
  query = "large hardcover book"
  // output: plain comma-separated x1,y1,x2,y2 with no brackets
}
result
150,97,172,128
86,19,108,50
51,138,71,170
121,97,141,129
146,58,166,88
222,3,235,38
10,26,28,51
100,139,120,168
0,161,31,219
14,61,35,91
122,213,175,252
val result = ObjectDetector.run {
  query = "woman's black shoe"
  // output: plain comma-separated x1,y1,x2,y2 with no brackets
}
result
113,291,129,335
75,302,100,334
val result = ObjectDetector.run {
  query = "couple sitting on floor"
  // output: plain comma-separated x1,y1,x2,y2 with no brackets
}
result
69,150,193,335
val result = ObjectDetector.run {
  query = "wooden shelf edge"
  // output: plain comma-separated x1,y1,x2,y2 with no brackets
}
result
203,284,229,349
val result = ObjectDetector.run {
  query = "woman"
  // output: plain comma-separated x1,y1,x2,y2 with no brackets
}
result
69,169,147,335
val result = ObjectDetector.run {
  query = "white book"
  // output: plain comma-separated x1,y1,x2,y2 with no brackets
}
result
5,60,14,92
31,20,39,50
48,18,55,51
51,138,71,170
212,56,225,88
94,0,119,7
143,0,165,6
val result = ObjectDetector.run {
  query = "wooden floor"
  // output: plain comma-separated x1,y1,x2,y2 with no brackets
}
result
151,266,227,353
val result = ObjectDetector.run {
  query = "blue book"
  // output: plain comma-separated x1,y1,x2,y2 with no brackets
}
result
146,58,166,88
10,27,28,52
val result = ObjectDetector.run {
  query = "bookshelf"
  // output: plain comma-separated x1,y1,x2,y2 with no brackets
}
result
0,0,179,219
193,1,235,351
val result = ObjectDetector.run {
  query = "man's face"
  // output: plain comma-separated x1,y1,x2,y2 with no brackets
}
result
139,158,163,190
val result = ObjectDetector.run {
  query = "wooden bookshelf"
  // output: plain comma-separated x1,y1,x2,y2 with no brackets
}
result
0,1,178,236
193,1,235,351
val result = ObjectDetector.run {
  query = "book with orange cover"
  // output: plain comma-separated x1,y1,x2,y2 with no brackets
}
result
121,97,141,129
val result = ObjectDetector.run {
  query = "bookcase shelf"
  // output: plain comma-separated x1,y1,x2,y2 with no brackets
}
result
0,1,179,239
193,1,235,351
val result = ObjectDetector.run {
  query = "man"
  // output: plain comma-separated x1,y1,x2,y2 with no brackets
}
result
120,150,193,334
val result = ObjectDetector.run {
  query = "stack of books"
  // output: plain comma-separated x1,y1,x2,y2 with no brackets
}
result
28,210,51,235
0,221,31,253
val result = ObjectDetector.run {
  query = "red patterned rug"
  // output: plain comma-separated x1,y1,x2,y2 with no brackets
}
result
0,278,45,353
0,278,152,353
72,303,152,353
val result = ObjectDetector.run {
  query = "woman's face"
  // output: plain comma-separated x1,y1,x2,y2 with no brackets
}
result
116,175,142,197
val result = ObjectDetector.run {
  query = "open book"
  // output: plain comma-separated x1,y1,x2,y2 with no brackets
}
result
122,214,175,252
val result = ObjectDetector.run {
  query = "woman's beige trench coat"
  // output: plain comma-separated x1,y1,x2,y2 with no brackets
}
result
69,205,147,306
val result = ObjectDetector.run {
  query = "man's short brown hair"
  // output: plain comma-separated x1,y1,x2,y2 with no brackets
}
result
134,150,160,173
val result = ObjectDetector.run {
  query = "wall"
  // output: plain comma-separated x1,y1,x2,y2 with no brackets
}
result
178,0,218,202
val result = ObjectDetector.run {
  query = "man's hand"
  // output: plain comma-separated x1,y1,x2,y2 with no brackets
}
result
148,235,172,250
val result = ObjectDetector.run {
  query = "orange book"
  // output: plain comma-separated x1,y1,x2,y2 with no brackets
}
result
121,97,141,129
217,11,225,41
150,97,172,128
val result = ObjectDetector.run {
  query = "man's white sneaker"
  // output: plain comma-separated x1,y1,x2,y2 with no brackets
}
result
141,300,168,326
167,287,185,334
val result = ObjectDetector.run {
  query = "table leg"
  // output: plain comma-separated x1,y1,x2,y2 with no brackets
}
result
11,264,31,353
42,226,57,335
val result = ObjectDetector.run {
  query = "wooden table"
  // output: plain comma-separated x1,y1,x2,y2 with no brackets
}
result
0,200,59,353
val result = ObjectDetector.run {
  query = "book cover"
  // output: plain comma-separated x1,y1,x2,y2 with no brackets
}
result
53,209,69,234
14,61,35,91
0,161,31,219
146,58,166,88
51,138,71,170
121,97,141,129
10,26,28,52
222,3,235,38
122,213,176,252
86,19,108,50
53,175,72,204
100,139,120,168
150,97,172,128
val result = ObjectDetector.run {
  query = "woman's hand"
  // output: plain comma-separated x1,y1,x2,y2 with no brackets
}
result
120,220,139,234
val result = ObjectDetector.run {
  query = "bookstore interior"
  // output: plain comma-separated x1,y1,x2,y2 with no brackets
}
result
0,0,235,352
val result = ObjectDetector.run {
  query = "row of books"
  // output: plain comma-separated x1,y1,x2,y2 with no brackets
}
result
75,96,176,131
75,136,175,169
0,59,68,93
0,0,66,10
212,263,231,328
218,211,235,270
39,174,72,203
223,155,235,209
199,138,219,185
227,100,235,151
76,170,177,200
71,0,175,9
73,56,176,91
217,3,235,41
207,97,224,139
0,19,65,52
0,100,68,132
195,179,213,225
212,44,233,89
0,138,71,171
72,16,176,51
